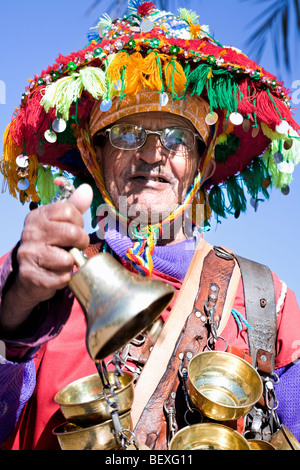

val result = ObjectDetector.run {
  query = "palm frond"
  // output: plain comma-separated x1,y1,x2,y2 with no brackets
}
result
243,0,300,71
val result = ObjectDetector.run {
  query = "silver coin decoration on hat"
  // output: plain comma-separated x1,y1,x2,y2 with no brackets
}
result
100,99,113,112
44,129,57,143
52,118,67,133
17,178,30,191
205,112,218,125
140,19,154,32
159,92,169,107
16,154,29,168
229,112,243,126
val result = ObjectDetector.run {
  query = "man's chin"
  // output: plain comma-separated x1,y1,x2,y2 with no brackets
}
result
126,198,177,223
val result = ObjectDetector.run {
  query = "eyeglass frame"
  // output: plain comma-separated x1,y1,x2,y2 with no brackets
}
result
96,124,205,154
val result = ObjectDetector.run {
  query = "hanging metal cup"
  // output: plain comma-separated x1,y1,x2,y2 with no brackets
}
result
248,439,275,450
169,423,251,450
53,410,132,450
54,371,134,426
187,351,263,421
270,425,300,450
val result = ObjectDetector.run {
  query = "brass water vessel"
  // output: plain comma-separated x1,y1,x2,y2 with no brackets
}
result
169,423,251,450
53,410,132,450
54,371,134,425
270,425,300,450
187,351,263,421
248,439,275,450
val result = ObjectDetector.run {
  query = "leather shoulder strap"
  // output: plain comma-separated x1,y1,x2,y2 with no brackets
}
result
235,255,277,374
132,243,240,449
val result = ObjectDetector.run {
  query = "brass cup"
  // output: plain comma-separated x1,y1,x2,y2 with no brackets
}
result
53,410,132,450
270,425,300,450
169,423,251,450
248,439,276,450
54,372,134,425
187,351,263,421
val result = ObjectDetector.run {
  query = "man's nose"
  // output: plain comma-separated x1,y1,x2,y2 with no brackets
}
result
136,134,166,164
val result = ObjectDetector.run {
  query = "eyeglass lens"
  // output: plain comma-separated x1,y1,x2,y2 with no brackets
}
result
109,124,196,152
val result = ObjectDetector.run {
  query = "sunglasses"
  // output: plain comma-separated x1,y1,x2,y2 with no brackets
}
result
97,124,204,154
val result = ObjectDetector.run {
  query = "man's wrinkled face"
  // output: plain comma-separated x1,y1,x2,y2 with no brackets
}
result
95,112,204,224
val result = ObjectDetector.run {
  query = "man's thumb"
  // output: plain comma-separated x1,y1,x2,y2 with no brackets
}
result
67,184,94,215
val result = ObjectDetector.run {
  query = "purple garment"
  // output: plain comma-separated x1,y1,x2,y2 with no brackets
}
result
0,358,36,444
275,362,300,441
104,224,196,281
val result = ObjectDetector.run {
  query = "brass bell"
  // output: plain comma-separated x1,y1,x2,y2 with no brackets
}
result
69,248,174,361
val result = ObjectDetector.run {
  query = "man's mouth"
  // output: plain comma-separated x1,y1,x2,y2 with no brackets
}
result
129,173,170,185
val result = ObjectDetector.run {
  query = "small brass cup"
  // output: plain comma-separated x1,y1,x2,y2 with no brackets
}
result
270,425,300,450
54,372,134,425
248,439,276,450
53,410,132,450
169,423,251,450
187,351,263,421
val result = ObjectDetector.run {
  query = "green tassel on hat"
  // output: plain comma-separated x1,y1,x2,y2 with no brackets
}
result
226,176,247,215
208,185,227,218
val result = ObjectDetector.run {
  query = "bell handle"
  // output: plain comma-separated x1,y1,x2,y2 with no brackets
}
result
69,247,88,268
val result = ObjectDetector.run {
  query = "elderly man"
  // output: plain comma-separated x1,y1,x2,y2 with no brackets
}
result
1,2,300,451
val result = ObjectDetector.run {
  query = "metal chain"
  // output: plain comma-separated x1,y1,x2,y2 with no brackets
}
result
96,361,132,449
204,301,228,351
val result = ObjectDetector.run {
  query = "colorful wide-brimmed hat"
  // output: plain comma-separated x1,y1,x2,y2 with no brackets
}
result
2,0,300,230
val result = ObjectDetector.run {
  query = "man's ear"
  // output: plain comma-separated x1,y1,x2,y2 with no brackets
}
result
201,158,216,183
95,145,103,166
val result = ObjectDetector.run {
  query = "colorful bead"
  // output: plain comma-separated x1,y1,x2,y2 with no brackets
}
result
127,38,136,49
149,38,160,48
229,112,243,126
93,47,103,57
50,70,60,79
170,44,180,55
115,39,124,50
67,62,77,71
140,19,154,32
85,51,94,61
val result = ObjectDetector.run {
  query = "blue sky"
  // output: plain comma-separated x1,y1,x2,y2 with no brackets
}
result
0,0,299,301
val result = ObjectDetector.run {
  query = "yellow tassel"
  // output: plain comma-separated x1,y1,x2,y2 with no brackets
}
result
106,51,128,92
1,126,40,201
190,24,201,39
124,52,149,94
107,52,188,97
207,68,214,80
163,57,187,95
107,52,187,98
142,52,166,91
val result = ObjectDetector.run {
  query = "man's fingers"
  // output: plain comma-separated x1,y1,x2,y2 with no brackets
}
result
22,219,90,249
